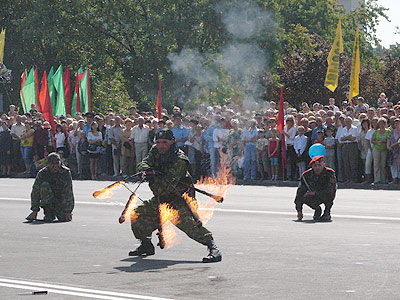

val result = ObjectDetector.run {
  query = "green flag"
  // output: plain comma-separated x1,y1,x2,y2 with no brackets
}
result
21,67,37,113
71,67,84,117
53,65,66,116
47,66,56,113
79,69,90,114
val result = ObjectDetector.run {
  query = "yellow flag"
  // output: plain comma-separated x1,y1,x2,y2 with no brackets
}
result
349,24,360,100
324,18,343,92
0,28,5,64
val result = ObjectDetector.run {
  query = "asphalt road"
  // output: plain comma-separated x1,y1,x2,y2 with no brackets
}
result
1,178,400,300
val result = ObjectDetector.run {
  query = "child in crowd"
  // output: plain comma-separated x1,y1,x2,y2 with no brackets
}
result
256,129,269,180
294,126,308,178
314,129,325,145
324,128,336,169
268,128,280,180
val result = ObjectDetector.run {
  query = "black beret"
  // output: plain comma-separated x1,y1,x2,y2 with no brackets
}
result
156,129,175,141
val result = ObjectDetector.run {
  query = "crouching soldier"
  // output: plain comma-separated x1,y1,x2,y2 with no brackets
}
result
26,152,74,222
294,155,337,222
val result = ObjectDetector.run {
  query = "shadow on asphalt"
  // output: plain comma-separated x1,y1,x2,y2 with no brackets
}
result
114,256,206,273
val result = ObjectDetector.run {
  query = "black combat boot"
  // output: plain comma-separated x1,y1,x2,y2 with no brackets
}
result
313,206,322,221
129,239,155,256
320,207,332,222
43,208,55,223
296,211,303,221
202,239,222,263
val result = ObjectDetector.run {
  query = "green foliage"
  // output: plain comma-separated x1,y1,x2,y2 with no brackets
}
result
0,0,393,112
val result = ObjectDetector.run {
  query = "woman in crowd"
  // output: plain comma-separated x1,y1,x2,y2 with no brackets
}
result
358,119,370,181
283,116,297,180
87,121,103,180
20,122,35,174
387,118,400,184
54,124,66,153
371,117,390,184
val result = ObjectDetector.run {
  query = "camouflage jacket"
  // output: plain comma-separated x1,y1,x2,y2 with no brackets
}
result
296,167,337,200
137,144,193,198
31,165,75,212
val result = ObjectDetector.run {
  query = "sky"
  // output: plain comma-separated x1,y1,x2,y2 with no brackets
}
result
375,0,400,48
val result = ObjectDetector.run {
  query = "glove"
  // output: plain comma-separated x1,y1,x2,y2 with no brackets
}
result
142,169,155,182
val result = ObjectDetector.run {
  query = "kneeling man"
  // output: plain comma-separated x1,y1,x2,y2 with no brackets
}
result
294,156,337,222
26,152,74,222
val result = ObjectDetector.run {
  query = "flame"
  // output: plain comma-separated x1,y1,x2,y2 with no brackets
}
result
158,203,182,249
196,150,235,199
93,181,125,199
182,192,214,225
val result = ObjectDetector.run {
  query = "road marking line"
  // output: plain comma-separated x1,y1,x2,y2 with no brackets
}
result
1,197,400,222
0,278,173,300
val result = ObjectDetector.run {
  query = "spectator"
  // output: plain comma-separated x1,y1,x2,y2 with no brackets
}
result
268,128,280,181
387,118,400,184
87,121,103,180
294,126,308,177
256,129,269,180
121,119,135,176
109,116,123,177
358,119,370,181
324,128,336,170
371,118,390,184
339,117,359,183
10,115,25,172
0,121,12,176
284,116,297,180
77,131,90,179
172,114,189,153
377,92,388,108
55,124,66,153
242,119,258,181
20,122,35,174
130,116,150,165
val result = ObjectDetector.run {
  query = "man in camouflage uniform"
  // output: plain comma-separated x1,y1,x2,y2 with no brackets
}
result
26,152,74,222
129,129,222,263
294,156,337,222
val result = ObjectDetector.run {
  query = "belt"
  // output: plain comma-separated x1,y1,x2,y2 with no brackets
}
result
343,142,357,145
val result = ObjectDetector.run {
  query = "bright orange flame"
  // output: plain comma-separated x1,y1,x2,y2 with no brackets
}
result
124,193,139,219
159,203,182,249
93,181,125,199
182,192,215,225
196,150,235,199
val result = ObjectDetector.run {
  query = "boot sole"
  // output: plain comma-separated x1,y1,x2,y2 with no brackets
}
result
202,256,222,263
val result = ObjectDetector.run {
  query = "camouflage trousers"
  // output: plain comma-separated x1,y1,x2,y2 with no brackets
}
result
31,182,70,217
131,197,213,246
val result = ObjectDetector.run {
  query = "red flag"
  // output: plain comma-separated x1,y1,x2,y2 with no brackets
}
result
74,69,85,113
38,71,55,133
63,67,71,115
277,87,287,177
20,70,27,112
34,67,39,105
156,79,162,119
87,68,91,112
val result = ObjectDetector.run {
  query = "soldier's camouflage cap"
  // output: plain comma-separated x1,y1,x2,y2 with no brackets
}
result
47,152,61,163
155,129,175,141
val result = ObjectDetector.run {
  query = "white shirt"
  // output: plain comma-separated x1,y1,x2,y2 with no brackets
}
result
55,132,66,148
294,134,308,155
339,125,358,143
335,125,345,144
130,125,150,143
284,126,297,146
213,128,229,148
365,129,375,153
10,123,25,140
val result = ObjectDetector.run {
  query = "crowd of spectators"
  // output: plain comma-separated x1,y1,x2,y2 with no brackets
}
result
1,92,400,185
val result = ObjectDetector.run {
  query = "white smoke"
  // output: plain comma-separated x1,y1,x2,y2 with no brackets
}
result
168,0,274,109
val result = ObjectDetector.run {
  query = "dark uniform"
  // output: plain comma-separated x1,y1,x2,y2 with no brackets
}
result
295,166,337,221
129,129,221,263
30,153,74,221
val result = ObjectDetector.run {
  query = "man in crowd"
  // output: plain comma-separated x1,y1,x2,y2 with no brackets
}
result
109,116,123,177
130,116,150,165
294,155,337,222
129,129,222,263
26,152,75,222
